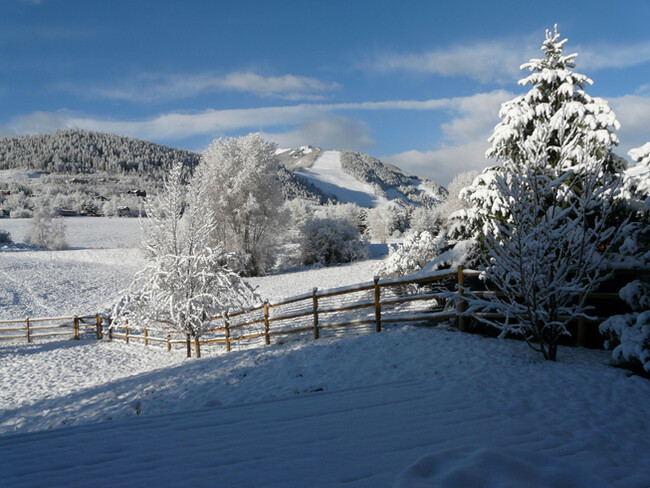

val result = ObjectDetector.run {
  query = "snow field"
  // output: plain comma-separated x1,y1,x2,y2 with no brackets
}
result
1,326,649,487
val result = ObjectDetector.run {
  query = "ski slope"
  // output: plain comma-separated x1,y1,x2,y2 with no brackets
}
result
297,151,388,207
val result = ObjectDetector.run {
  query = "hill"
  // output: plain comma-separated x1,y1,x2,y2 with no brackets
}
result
0,129,200,177
0,131,447,217
277,146,447,207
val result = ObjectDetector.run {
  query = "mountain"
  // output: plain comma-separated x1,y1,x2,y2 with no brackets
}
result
0,131,447,211
277,146,447,207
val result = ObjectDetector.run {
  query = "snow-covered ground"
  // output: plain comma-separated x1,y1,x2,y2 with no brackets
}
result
0,217,386,319
1,327,649,487
0,217,145,319
1,217,649,487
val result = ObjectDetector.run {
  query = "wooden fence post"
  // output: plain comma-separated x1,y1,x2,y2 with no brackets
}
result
96,315,103,340
125,326,129,344
313,288,319,339
166,333,171,352
73,316,80,340
457,266,467,332
144,328,149,346
224,312,231,353
263,301,270,345
373,276,381,333
186,334,191,358
193,335,201,358
26,317,30,343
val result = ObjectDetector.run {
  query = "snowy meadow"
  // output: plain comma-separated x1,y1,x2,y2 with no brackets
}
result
1,216,649,487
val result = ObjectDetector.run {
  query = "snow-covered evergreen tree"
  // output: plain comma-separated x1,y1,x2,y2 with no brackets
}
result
112,163,258,353
600,280,650,373
197,133,284,276
629,143,650,167
460,26,626,361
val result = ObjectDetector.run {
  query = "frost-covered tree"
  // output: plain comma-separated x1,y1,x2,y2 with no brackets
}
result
366,205,401,243
460,26,625,361
197,133,284,276
112,163,258,356
27,203,67,250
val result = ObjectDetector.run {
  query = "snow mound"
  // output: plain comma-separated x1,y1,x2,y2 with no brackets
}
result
394,447,613,488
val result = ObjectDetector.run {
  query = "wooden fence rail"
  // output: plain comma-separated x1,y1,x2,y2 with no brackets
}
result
2,266,647,358
0,314,104,342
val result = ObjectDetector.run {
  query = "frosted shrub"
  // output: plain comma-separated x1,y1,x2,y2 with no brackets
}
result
375,231,443,278
408,206,443,234
600,281,650,373
366,205,400,243
300,217,368,266
27,206,67,250
10,208,32,219
0,229,12,244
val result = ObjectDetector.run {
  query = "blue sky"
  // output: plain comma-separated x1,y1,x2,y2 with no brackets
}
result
1,0,649,184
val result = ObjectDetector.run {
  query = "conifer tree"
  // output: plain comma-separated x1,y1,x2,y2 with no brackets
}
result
460,26,625,361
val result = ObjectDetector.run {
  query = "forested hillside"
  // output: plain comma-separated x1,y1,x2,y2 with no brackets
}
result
0,129,200,177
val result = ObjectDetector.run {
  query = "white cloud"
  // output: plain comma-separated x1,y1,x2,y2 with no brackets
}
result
9,91,511,142
263,116,374,151
385,141,496,188
368,39,538,84
609,94,650,158
0,123,16,137
383,91,512,185
635,83,650,95
10,105,324,140
578,41,650,71
75,72,341,103
367,35,650,84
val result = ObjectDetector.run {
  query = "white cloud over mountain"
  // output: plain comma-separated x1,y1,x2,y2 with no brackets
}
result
66,72,341,103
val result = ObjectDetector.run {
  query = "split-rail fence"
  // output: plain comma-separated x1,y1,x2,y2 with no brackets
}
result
2,266,646,357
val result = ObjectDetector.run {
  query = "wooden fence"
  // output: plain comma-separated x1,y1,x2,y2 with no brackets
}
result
0,314,104,342
108,267,473,357
2,266,647,358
